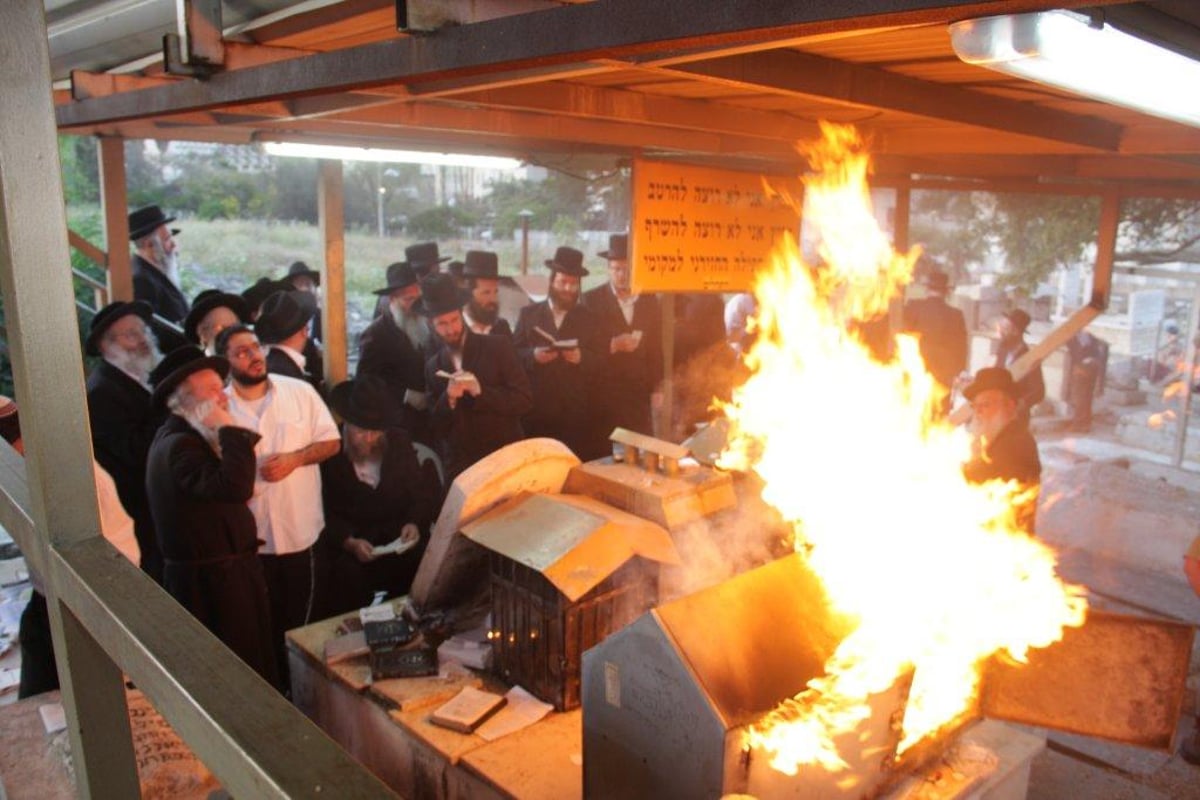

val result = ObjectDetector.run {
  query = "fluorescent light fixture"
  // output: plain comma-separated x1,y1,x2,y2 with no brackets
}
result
950,10,1200,128
262,141,523,170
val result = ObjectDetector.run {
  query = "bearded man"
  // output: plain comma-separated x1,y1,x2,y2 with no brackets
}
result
460,250,512,337
85,301,165,582
145,346,279,688
962,367,1041,535
128,205,188,323
184,290,249,354
357,261,433,443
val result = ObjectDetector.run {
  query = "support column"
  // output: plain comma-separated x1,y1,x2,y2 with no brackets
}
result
319,159,347,387
98,136,131,301
0,3,138,797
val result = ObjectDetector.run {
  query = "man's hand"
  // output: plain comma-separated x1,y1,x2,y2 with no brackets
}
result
344,536,375,564
561,347,582,365
397,523,420,550
534,346,559,364
610,333,640,354
403,388,428,411
260,452,300,482
197,399,235,430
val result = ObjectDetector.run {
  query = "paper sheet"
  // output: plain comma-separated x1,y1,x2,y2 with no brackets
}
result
474,685,553,742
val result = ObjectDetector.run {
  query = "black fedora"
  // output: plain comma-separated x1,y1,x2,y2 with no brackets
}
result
184,290,249,344
150,345,230,411
241,277,290,316
447,260,465,279
373,262,419,296
128,205,176,240
923,269,950,295
405,242,450,276
545,246,589,277
416,273,470,317
285,260,320,286
1003,308,1031,335
329,376,401,431
462,250,499,280
255,290,316,344
597,233,628,260
963,367,1018,402
86,300,153,356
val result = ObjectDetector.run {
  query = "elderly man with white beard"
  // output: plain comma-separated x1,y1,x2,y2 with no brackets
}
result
961,366,1042,536
145,345,279,688
85,300,166,583
129,204,190,352
357,261,435,445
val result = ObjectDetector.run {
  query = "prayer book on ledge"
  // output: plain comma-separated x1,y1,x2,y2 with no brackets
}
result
429,687,507,733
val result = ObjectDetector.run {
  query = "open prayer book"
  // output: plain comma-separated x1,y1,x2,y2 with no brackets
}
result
429,687,507,733
370,533,421,558
533,326,579,350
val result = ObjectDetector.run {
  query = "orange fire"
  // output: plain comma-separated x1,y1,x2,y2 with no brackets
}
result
719,123,1088,775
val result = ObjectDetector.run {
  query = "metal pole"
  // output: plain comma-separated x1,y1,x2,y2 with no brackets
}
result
376,161,385,238
520,212,531,275
1173,287,1199,468
0,4,139,795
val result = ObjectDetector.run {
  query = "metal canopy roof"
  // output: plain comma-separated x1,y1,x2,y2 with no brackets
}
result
48,0,1200,189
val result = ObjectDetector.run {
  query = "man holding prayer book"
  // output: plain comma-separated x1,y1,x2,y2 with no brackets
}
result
514,246,606,460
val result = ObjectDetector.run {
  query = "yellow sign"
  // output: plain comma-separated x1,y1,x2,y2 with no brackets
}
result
630,158,801,293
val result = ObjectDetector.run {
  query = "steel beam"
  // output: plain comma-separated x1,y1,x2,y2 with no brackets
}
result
56,0,1101,129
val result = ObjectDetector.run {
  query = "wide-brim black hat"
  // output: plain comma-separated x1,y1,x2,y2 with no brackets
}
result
150,345,230,411
415,273,470,317
545,246,589,277
128,205,176,240
85,300,153,356
405,242,450,273
462,250,499,280
241,277,291,314
329,376,402,431
1004,308,1032,335
286,261,320,286
373,262,419,296
184,291,250,344
598,233,628,260
963,367,1018,402
255,290,316,344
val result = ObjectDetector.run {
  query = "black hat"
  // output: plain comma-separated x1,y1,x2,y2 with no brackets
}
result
923,269,950,294
286,261,320,286
545,246,589,277
86,300,153,356
598,233,628,260
255,290,316,344
415,273,470,317
447,260,465,279
462,250,499,280
373,262,419,296
241,277,290,315
963,367,1018,402
128,205,176,240
329,376,401,431
405,242,450,276
1003,309,1031,335
150,345,230,411
184,290,249,344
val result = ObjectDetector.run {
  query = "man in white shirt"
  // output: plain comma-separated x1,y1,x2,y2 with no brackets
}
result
215,324,340,687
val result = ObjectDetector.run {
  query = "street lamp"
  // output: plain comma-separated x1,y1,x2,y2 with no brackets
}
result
518,209,533,275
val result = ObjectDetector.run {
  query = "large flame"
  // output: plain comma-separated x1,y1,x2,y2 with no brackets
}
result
720,123,1087,775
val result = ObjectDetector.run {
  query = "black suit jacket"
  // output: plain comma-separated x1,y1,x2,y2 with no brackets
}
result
132,254,189,324
512,301,603,458
902,296,968,388
962,419,1041,534
994,339,1045,420
581,285,662,436
425,330,532,479
357,313,432,441
85,360,163,580
266,346,324,396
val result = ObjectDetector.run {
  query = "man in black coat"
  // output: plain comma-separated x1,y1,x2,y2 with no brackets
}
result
962,367,1041,535
357,262,433,443
902,266,968,418
993,308,1045,423
128,205,190,351
255,289,324,395
84,300,165,582
145,346,279,688
582,234,662,442
461,250,513,337
318,376,440,616
514,246,604,459
421,274,533,480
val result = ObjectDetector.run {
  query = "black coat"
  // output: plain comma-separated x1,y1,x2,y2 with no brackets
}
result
963,418,1041,534
357,313,430,442
85,360,163,582
267,346,324,397
132,254,189,325
581,285,663,438
425,330,533,480
145,415,278,686
994,339,1045,421
318,429,440,614
513,301,604,459
903,296,968,388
